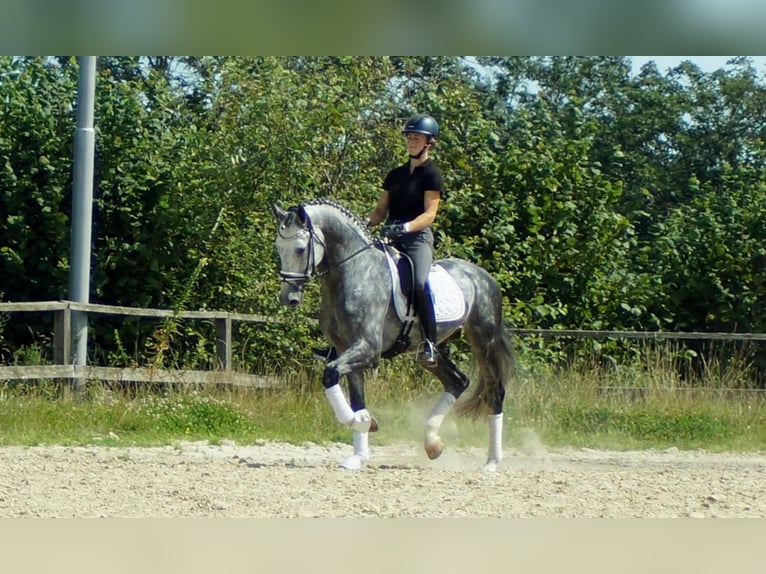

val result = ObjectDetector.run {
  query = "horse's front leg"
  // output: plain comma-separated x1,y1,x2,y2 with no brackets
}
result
321,340,379,469
341,371,373,470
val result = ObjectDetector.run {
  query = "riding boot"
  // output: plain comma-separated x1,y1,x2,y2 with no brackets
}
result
415,288,438,365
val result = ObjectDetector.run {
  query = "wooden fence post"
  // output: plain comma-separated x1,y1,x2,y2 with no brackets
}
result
53,303,72,365
216,315,232,371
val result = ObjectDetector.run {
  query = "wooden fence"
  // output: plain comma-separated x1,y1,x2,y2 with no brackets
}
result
510,328,766,342
514,326,766,397
0,300,280,388
2,300,766,390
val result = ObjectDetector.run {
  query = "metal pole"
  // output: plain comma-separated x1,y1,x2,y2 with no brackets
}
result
68,56,96,379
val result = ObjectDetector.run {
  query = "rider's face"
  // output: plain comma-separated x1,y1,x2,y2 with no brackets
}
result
405,132,428,153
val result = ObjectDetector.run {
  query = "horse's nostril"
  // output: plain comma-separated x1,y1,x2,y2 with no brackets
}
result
289,299,301,308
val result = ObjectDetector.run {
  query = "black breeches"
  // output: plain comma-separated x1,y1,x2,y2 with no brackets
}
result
396,229,437,342
397,228,433,290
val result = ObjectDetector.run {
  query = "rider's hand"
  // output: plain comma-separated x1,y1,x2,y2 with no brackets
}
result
381,222,408,240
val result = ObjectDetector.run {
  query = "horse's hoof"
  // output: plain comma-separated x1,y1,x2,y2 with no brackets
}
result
340,454,367,470
424,437,444,460
483,460,498,473
369,416,379,433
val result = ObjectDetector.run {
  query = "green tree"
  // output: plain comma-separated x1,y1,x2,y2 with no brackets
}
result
3,56,766,377
0,57,77,302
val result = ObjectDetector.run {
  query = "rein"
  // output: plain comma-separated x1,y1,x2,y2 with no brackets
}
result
315,240,376,278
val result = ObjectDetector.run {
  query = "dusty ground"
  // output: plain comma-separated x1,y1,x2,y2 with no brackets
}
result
2,437,765,518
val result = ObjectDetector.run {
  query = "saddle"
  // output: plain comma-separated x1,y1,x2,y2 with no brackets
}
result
380,245,466,358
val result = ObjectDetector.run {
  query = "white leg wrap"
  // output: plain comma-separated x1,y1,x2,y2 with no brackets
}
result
353,431,369,460
324,384,354,425
340,431,369,470
424,392,456,441
487,413,503,463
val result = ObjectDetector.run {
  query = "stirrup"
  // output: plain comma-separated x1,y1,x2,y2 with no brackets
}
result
416,340,438,365
311,346,337,361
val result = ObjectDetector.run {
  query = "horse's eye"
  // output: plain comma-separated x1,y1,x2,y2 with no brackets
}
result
296,247,306,256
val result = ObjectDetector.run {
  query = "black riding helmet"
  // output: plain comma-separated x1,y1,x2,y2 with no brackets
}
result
402,114,439,140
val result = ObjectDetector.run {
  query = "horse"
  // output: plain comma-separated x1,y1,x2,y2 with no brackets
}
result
271,198,514,471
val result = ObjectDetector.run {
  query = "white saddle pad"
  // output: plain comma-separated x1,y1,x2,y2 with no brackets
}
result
384,250,466,324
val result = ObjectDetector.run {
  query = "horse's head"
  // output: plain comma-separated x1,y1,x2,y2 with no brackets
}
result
271,203,326,308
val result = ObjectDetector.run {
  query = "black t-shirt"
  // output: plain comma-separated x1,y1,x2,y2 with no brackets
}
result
382,159,444,223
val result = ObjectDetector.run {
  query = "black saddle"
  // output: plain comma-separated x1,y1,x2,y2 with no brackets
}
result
380,244,419,359
380,243,417,309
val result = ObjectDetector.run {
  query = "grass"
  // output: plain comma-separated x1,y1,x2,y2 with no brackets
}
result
509,354,766,452
1,353,766,452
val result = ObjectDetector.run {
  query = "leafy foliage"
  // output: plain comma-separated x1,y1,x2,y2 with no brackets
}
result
0,57,76,302
2,56,766,380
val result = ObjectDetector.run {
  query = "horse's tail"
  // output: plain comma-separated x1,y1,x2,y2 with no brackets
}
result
455,324,515,419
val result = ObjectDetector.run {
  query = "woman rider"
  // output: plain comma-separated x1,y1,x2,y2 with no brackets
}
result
313,113,443,365
369,113,443,365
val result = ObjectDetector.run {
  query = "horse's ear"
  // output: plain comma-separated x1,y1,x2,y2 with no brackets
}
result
271,204,287,220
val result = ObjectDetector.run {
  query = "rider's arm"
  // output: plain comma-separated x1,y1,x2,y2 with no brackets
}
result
403,190,441,233
367,190,389,227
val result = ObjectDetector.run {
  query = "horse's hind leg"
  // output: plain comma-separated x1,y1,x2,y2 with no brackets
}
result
463,319,512,471
484,406,504,471
422,352,471,460
477,342,507,470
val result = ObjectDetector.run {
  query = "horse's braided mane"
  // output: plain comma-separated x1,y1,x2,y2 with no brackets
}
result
303,197,375,241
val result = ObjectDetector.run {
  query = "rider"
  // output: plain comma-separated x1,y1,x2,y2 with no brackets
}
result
312,113,443,365
371,113,443,365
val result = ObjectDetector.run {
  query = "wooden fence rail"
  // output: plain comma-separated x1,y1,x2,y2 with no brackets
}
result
0,300,278,388
2,300,765,388
510,328,766,342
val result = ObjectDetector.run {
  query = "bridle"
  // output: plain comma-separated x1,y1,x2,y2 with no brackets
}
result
277,214,322,289
277,208,376,290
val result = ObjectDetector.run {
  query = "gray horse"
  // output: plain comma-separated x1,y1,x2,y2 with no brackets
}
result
272,199,514,470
